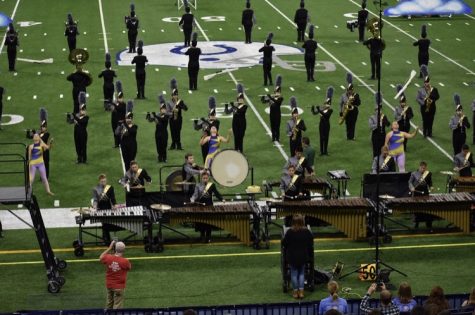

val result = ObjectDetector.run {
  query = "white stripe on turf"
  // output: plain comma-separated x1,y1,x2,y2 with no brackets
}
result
264,0,453,161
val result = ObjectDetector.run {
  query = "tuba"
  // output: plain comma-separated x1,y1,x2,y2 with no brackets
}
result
68,48,93,85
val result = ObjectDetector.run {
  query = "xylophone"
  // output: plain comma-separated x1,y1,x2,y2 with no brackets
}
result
451,176,475,193
384,192,475,233
267,198,372,240
154,203,255,245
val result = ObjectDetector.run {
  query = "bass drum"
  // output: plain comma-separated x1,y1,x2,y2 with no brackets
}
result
165,170,196,192
210,149,249,187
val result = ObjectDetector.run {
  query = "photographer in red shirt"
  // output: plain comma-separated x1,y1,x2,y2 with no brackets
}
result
99,241,131,309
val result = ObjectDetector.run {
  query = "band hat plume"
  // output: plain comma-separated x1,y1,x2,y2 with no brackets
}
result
454,93,462,111
236,83,244,99
40,107,48,127
126,100,134,118
290,96,298,114
208,96,217,115
158,94,167,109
374,91,382,109
266,32,273,45
170,77,178,96
396,83,406,103
325,86,334,105
105,52,111,68
130,3,135,16
421,24,427,38
274,74,282,92
421,64,430,83
346,72,354,90
308,24,314,39
78,91,87,110
116,80,123,98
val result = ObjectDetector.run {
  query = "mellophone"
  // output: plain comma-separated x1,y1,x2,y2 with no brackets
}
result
153,202,256,245
267,198,372,240
383,192,475,233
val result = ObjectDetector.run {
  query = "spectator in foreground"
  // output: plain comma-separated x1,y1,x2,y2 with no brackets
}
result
319,280,348,314
423,286,449,315
360,283,400,315
100,241,132,309
410,306,424,315
393,282,417,312
461,287,475,310
324,310,343,315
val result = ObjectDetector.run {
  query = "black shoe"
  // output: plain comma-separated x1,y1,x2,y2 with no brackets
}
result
370,76,375,80
177,146,183,150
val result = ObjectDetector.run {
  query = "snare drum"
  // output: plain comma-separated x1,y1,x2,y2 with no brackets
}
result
210,149,249,187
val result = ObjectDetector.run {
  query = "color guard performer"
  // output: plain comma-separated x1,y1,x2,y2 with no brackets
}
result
147,95,171,163
264,75,284,142
98,53,117,106
117,101,138,171
312,86,333,155
190,171,224,242
280,165,303,200
368,93,390,158
5,23,18,72
409,161,434,228
357,0,368,42
200,126,231,170
302,25,317,82
64,13,79,52
283,146,314,177
92,174,117,244
259,33,275,86
120,160,151,206
125,4,139,53
196,97,221,162
294,0,309,42
182,153,205,197
185,32,202,90
72,92,89,164
242,0,256,44
39,108,52,178
371,145,396,174
416,65,439,138
385,121,418,173
339,73,361,140
225,83,248,153
394,84,414,151
131,40,147,99
168,78,188,150
413,25,430,78
28,134,54,195
454,144,474,177
110,81,126,148
287,96,306,156
449,94,470,156
179,4,194,47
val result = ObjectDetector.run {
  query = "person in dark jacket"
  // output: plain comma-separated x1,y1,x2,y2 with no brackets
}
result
241,0,256,44
357,0,368,42
282,214,313,299
5,23,18,72
179,6,194,47
125,4,139,53
131,40,148,99
294,0,308,42
185,33,202,90
302,25,317,82
413,25,430,78
225,84,248,152
65,14,79,52
98,53,117,105
312,87,333,155
259,33,275,86
117,101,138,171
73,93,89,164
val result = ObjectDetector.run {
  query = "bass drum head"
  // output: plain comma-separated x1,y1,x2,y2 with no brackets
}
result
165,170,195,192
211,150,249,187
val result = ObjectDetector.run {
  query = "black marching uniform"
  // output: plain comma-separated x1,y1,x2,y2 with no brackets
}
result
357,7,368,42
371,154,396,174
416,85,439,137
242,7,255,43
73,113,89,163
0,86,4,128
294,6,308,42
179,12,194,47
168,99,188,150
472,101,475,144
126,16,139,53
39,130,51,178
394,104,414,150
302,37,317,82
413,38,430,78
5,28,18,72
182,163,202,197
449,114,471,156
152,112,170,162
92,184,117,243
65,22,79,52
312,105,332,155
287,118,306,156
280,173,303,200
111,100,126,147
369,112,390,157
190,181,223,242
363,37,384,79
120,168,151,206
268,94,283,142
98,69,116,104
118,123,138,171
454,151,474,177
185,46,201,90
66,71,92,114
340,92,361,140
226,103,248,152
259,44,275,86
132,54,147,99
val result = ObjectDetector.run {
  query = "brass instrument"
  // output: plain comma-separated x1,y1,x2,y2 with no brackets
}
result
380,113,385,128
367,17,383,38
424,86,433,113
400,105,409,119
454,152,471,172
458,114,466,127
339,95,354,125
68,48,93,85
291,118,301,141
380,155,392,171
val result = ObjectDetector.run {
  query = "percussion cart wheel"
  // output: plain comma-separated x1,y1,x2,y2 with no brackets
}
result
74,246,84,257
56,276,66,286
57,259,67,270
383,234,393,244
47,280,61,293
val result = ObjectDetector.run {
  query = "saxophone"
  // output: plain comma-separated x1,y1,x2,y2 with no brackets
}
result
291,119,301,141
339,95,354,125
380,113,385,129
458,114,466,127
172,100,180,120
424,86,433,113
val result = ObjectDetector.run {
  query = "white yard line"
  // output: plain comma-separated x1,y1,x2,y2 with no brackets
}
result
264,0,453,161
0,0,21,55
194,18,289,160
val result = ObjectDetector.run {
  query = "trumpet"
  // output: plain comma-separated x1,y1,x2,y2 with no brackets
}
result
339,95,354,125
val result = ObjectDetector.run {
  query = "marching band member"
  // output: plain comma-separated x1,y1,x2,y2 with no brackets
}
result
117,101,138,171
264,75,284,142
413,25,430,78
339,73,361,140
182,153,205,197
185,32,202,90
371,145,396,174
416,65,439,138
472,99,475,144
64,13,79,52
357,0,368,42
363,26,385,80
196,97,221,162
5,23,18,72
92,174,117,244
312,86,333,155
280,165,303,200
302,25,317,82
179,4,194,47
242,0,256,44
73,92,89,164
110,81,126,148
368,92,390,158
28,134,54,195
287,96,306,156
168,78,188,150
38,108,52,178
66,61,92,114
131,40,147,99
283,146,314,177
385,121,418,173
259,33,275,86
147,95,171,163
200,126,231,170
98,53,117,105
225,83,248,153
125,3,139,53
409,161,434,228
190,171,223,242
449,94,470,156
394,84,414,151
120,160,151,206
294,0,309,42
454,144,474,177
301,137,315,171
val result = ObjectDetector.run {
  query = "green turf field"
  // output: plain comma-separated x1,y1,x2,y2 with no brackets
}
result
1,0,475,311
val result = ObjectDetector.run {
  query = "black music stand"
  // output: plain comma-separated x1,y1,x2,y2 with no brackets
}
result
327,170,350,198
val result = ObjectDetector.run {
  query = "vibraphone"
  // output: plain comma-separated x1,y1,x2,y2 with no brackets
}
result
267,198,372,240
451,176,475,193
384,192,475,233
302,176,333,197
155,202,256,245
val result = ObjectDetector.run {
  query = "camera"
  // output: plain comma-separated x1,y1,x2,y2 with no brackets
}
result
346,20,359,32
25,129,36,139
66,113,75,124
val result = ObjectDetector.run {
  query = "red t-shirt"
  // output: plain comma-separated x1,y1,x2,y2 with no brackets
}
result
100,254,131,289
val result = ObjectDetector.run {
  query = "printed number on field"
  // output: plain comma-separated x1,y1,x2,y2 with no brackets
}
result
359,264,377,281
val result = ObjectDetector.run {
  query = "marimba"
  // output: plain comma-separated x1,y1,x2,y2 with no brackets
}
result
452,176,475,193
